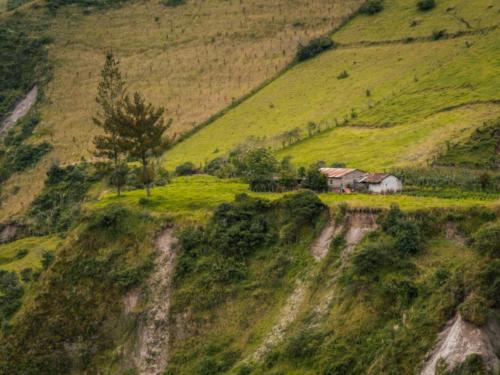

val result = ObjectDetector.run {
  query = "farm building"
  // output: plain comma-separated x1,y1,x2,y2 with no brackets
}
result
319,168,366,191
358,173,402,193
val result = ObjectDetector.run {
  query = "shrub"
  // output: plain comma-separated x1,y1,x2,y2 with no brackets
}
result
0,270,24,321
296,37,335,61
284,328,324,361
41,251,54,269
210,194,274,257
438,354,490,375
459,293,489,326
477,260,500,308
20,268,33,283
15,249,28,259
417,0,436,11
351,240,394,277
360,0,384,15
88,205,131,236
432,29,447,40
161,0,185,6
302,164,328,192
471,221,500,257
394,220,423,255
337,70,349,79
175,161,197,176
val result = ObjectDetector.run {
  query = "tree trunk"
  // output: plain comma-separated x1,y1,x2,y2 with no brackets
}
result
143,156,150,197
114,148,121,197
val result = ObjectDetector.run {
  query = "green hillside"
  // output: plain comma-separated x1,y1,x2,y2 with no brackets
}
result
164,0,500,170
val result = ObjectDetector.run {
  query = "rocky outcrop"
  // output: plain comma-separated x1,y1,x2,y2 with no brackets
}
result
420,314,500,375
0,86,38,135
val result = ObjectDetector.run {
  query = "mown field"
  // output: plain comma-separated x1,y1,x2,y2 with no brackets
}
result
95,176,500,222
0,0,362,221
164,0,500,169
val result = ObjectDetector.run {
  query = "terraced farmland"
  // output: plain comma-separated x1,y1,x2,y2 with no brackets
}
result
164,0,500,169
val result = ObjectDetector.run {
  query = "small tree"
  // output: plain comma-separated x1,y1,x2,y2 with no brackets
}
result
112,92,171,196
303,164,328,192
242,148,278,192
417,0,435,11
93,51,127,195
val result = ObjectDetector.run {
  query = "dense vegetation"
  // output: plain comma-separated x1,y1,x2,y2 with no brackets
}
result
434,119,500,170
0,205,158,374
0,17,50,121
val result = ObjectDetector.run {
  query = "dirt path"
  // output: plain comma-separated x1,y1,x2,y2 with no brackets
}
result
314,212,378,317
310,221,338,261
420,314,500,375
0,86,38,135
135,228,178,375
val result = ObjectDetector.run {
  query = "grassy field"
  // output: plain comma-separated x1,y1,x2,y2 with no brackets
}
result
94,176,500,221
0,0,362,221
163,0,500,169
335,0,499,44
0,235,61,274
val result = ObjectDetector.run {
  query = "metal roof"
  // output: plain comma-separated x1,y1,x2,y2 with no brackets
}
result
319,168,358,178
358,173,391,184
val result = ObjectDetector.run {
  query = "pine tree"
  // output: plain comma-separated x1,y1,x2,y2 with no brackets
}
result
112,92,171,196
93,51,126,195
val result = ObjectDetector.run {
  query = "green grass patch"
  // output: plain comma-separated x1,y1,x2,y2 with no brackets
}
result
95,175,500,217
0,236,61,274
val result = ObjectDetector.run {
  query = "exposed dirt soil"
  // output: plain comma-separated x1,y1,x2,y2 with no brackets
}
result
311,221,338,261
420,314,500,375
134,228,178,375
0,86,37,135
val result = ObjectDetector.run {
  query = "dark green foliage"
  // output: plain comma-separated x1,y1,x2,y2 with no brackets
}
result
417,0,436,11
0,206,155,374
458,293,488,326
41,251,54,269
394,220,423,255
29,164,93,234
0,271,23,324
360,0,384,15
161,0,185,6
432,29,448,40
472,221,500,257
477,260,500,308
337,70,349,79
434,119,500,170
46,0,129,12
175,161,198,176
303,164,328,192
0,19,50,120
438,354,492,375
0,142,52,183
211,194,274,257
351,239,395,278
283,328,325,362
296,37,335,62
20,268,33,283
3,112,40,147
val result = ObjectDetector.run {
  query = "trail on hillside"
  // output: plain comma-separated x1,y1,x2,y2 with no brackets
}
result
314,211,378,317
135,228,178,375
0,86,37,135
249,213,377,362
420,314,500,375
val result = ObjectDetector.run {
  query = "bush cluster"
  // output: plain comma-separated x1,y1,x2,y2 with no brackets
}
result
296,37,335,62
0,271,23,327
360,0,384,15
29,163,94,234
417,0,436,11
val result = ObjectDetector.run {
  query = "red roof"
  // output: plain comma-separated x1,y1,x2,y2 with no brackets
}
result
319,168,358,178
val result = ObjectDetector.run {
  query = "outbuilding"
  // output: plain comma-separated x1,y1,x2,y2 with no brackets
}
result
358,173,402,194
319,168,366,192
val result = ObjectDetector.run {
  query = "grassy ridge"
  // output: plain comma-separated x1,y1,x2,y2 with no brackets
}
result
0,236,60,274
164,0,500,170
95,176,500,220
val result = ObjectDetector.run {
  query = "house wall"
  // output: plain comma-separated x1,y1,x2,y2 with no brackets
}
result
328,170,366,190
367,175,402,193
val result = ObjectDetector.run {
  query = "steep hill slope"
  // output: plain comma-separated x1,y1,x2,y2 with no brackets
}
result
0,0,362,220
164,0,500,169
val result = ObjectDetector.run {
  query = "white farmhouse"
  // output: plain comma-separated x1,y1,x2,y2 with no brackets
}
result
358,173,402,194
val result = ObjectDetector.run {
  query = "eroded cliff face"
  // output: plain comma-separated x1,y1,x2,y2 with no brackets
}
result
420,314,500,375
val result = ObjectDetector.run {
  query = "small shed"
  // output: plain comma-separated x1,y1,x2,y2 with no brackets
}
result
358,173,402,194
319,168,366,191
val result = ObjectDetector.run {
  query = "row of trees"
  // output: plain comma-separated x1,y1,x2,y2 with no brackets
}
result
199,146,329,192
93,52,172,196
